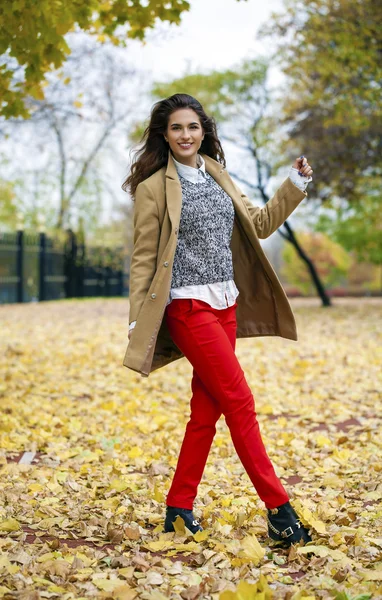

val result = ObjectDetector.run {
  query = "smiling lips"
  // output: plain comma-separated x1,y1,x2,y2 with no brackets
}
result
179,143,193,149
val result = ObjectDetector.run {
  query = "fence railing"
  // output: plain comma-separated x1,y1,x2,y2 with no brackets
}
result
0,229,126,304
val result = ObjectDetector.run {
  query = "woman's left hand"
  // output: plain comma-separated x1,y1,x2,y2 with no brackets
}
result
292,155,313,177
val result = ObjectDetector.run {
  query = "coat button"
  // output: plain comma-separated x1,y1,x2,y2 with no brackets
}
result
174,227,178,234
151,293,156,299
164,261,169,267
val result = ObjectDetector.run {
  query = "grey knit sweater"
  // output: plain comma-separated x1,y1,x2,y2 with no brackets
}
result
170,172,235,289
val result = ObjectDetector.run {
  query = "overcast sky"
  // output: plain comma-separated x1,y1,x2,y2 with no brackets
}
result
126,0,284,86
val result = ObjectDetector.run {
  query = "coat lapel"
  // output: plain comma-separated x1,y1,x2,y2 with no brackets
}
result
165,151,183,230
164,149,251,233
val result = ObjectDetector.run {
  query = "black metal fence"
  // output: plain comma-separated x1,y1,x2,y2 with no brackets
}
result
0,229,126,304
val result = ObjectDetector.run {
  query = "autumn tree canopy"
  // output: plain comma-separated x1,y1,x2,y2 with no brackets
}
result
0,0,191,118
258,0,382,204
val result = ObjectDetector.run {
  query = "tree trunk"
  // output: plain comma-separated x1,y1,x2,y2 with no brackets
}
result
281,220,332,306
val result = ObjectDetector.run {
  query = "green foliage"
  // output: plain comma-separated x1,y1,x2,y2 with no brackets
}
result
313,177,382,265
0,180,18,229
84,244,124,270
281,231,352,294
258,0,382,203
151,58,269,122
0,0,191,118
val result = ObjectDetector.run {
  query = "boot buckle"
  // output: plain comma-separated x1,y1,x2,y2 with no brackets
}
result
281,526,294,538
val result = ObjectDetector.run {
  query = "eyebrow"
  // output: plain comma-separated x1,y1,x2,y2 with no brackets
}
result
170,122,200,126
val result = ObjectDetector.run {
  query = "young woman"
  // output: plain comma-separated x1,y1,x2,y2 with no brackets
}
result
122,93,313,546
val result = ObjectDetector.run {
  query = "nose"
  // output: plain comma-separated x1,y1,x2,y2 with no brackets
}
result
180,130,192,140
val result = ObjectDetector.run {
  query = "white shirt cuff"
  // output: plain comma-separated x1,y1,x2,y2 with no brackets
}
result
129,321,137,331
288,166,312,191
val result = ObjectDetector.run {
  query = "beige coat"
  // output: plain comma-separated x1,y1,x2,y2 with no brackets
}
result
123,150,307,377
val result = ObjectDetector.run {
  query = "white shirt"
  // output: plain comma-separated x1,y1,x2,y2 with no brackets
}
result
129,155,312,330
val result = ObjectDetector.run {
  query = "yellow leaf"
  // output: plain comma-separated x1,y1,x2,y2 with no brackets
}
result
109,479,129,492
0,557,19,575
93,578,125,592
322,473,342,487
128,446,143,458
114,585,138,600
311,519,327,534
29,483,44,492
118,566,135,579
173,514,186,535
74,553,94,567
29,85,45,100
40,497,60,505
194,528,209,542
221,497,232,507
219,576,271,599
153,483,164,502
222,510,235,523
173,542,200,552
47,584,67,593
32,576,54,585
145,539,174,552
37,552,61,563
333,448,351,463
0,518,20,531
316,434,332,447
259,403,274,415
46,481,61,493
239,534,265,565
297,545,351,562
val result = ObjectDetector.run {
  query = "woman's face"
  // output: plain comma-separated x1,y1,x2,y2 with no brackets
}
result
164,108,205,167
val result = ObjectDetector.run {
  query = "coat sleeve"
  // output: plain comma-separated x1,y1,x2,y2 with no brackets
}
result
128,181,160,325
234,177,308,239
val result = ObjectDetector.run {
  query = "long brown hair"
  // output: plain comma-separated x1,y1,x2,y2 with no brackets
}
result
122,93,226,199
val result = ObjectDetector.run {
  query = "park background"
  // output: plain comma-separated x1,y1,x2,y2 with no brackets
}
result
0,1,381,599
0,0,380,304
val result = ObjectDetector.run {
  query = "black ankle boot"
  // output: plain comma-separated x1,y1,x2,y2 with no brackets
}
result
267,501,312,545
164,505,203,534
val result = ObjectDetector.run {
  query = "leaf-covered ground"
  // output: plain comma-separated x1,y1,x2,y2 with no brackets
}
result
0,297,381,600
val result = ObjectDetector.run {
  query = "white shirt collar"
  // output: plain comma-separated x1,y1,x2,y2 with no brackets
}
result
172,153,206,184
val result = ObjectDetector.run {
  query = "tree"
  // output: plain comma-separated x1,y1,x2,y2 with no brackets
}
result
258,0,382,204
1,36,143,231
0,180,18,229
313,180,382,266
281,231,351,295
0,0,191,118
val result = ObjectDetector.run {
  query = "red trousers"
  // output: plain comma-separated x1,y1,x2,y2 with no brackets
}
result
164,297,289,510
